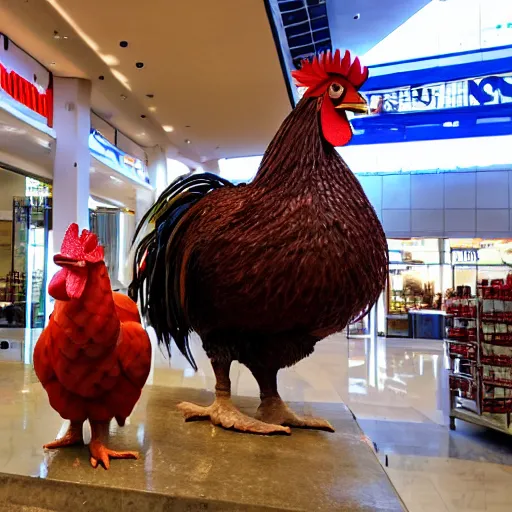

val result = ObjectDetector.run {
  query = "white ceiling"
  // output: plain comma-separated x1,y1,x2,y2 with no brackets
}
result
0,0,292,163
0,109,54,179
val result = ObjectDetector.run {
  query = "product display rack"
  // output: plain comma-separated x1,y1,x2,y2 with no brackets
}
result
445,277,512,435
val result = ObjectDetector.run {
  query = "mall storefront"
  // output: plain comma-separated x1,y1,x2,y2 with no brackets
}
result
370,238,512,339
0,166,51,330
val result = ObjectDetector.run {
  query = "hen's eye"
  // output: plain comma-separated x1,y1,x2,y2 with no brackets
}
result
329,82,344,99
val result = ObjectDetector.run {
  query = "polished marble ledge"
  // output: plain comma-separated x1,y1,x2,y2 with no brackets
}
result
0,361,404,512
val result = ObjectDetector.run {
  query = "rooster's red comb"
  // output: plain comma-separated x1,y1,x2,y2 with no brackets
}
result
291,49,368,93
60,223,104,263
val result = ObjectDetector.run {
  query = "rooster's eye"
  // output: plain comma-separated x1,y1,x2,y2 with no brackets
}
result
328,83,344,99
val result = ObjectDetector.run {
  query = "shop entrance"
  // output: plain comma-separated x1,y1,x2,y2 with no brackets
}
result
0,167,51,334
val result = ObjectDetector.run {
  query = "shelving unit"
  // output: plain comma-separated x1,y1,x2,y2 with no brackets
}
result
446,278,512,435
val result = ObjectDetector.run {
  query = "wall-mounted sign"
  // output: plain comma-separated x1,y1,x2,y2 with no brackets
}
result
89,129,150,185
452,249,480,264
0,34,53,127
367,73,512,116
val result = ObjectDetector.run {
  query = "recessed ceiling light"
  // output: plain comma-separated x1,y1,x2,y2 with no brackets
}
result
185,139,191,144
140,114,146,119
146,93,154,99
163,125,174,133
139,132,146,137
148,106,157,112
53,31,60,40
98,75,105,80
135,62,144,69
120,94,127,100
119,40,128,48
50,62,57,67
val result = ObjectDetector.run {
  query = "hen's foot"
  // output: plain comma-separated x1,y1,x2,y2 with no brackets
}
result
256,397,335,432
89,440,138,470
177,396,291,435
43,422,84,449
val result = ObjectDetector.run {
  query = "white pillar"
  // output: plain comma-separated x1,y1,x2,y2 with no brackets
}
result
52,77,91,253
132,145,167,225
147,145,168,197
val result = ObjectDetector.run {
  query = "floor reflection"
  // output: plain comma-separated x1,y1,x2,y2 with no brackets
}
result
2,328,512,510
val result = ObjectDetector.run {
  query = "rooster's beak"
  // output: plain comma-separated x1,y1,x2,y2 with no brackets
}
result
335,90,368,114
54,254,86,268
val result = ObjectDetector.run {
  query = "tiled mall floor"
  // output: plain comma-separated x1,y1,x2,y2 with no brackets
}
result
1,327,511,511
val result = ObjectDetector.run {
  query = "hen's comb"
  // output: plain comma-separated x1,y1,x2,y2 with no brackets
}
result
61,223,104,263
291,49,368,91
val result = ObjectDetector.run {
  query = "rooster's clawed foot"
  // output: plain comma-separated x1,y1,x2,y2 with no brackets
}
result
89,439,138,470
177,396,291,435
256,397,335,432
43,421,84,449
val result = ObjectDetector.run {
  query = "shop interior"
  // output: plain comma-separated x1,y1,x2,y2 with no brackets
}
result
385,238,512,339
0,166,51,330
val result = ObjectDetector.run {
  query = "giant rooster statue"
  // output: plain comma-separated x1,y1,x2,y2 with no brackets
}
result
34,224,151,468
129,49,388,435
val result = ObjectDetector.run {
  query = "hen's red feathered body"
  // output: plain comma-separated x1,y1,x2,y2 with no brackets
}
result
34,264,151,423
34,224,151,467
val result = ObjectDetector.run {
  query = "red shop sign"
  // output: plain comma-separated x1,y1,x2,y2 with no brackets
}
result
0,63,53,127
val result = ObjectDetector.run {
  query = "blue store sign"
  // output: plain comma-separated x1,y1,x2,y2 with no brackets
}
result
89,129,150,185
366,73,512,115
350,70,512,145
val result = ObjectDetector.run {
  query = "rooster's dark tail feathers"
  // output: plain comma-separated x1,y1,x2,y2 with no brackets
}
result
128,172,233,369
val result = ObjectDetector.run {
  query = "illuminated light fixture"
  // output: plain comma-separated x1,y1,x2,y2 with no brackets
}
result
1,125,26,134
111,69,132,91
163,125,174,133
185,139,191,144
148,106,157,112
102,54,120,66
35,137,51,148
46,0,132,90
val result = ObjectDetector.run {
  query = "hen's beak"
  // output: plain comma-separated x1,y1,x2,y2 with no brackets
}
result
54,254,86,268
335,89,368,114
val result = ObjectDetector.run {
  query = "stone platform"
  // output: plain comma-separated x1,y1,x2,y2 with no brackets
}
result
0,362,404,511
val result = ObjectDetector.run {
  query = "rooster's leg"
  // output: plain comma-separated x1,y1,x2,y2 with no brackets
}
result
177,359,290,435
89,421,139,470
252,366,335,432
43,421,84,449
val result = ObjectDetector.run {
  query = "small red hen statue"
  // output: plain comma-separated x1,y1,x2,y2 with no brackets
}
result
34,223,151,469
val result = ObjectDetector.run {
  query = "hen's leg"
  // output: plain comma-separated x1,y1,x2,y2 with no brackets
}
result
89,421,139,470
44,421,84,449
251,366,335,432
177,359,290,435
